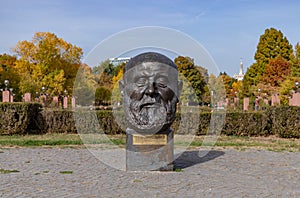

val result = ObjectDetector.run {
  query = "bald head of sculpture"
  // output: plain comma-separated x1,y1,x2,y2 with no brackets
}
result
119,52,182,133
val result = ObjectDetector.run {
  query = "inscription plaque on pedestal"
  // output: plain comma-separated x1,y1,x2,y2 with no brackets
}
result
120,52,182,171
132,134,167,145
126,129,174,171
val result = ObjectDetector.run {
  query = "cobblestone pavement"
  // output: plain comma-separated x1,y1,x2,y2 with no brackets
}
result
0,147,299,197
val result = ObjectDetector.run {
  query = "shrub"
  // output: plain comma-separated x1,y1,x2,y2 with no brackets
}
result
1,105,300,138
267,106,300,138
222,111,271,137
0,103,42,135
30,109,125,134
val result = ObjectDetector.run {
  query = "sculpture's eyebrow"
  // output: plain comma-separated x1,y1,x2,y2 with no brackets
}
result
133,71,154,80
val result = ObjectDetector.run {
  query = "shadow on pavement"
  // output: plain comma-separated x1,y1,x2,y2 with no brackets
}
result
174,150,225,169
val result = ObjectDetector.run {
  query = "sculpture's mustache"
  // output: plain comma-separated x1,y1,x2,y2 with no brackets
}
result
131,94,162,110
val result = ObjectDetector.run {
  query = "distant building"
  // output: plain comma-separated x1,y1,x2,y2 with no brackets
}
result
109,57,131,66
233,59,245,81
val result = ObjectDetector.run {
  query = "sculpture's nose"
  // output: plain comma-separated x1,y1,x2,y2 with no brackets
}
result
146,81,155,96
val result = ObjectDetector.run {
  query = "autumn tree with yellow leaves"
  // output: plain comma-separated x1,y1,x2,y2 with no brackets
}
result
13,32,83,96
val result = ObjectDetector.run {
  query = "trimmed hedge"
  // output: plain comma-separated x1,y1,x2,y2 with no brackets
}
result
0,103,300,138
222,112,271,137
267,106,300,138
0,103,42,135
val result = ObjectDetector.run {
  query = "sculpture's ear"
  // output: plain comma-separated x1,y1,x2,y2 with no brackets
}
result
177,80,183,97
119,80,125,97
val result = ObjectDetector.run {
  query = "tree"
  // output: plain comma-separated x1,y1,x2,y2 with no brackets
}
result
231,81,242,97
207,73,226,103
73,64,97,106
219,72,235,98
254,28,292,65
290,43,300,77
0,54,20,100
174,56,206,103
93,60,124,90
95,86,112,105
279,78,296,105
242,28,293,97
262,56,291,87
92,59,110,76
13,32,83,96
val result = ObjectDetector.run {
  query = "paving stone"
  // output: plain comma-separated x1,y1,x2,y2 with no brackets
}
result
0,148,299,197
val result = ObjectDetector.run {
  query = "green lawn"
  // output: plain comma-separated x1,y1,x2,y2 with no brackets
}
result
0,133,299,152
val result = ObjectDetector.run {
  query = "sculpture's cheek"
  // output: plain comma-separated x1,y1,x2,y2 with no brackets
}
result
157,87,175,102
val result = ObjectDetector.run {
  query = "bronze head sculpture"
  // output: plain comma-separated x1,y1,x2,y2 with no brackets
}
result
120,52,182,134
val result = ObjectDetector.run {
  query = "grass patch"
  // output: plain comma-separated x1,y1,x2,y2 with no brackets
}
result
0,168,20,174
174,168,183,172
0,133,299,152
0,133,126,147
133,179,142,183
59,170,73,174
175,135,300,152
0,133,83,147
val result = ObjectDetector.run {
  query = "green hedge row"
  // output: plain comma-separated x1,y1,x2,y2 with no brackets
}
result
0,103,300,138
0,103,42,135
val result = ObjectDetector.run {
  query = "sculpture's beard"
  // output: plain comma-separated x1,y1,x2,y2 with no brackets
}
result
124,93,178,133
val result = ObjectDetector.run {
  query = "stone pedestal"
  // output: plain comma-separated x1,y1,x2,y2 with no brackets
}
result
234,97,239,108
40,95,47,107
2,90,10,102
290,92,300,106
271,94,280,106
234,97,239,104
24,93,31,102
243,97,249,111
10,95,14,102
72,97,76,108
53,96,59,107
126,129,174,171
63,96,68,109
226,98,230,107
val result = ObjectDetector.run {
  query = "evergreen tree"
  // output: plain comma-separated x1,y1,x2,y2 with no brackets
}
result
242,27,293,97
254,28,292,65
290,43,300,77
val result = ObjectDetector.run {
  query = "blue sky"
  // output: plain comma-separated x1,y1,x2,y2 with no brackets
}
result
1,0,300,75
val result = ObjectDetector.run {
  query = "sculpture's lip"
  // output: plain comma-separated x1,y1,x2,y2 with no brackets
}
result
141,102,160,108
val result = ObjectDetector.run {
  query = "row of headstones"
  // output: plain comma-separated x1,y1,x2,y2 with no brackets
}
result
2,92,75,109
3,91,300,109
218,93,300,110
243,94,282,111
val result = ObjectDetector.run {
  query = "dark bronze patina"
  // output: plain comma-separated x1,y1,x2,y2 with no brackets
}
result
120,52,182,171
120,52,182,134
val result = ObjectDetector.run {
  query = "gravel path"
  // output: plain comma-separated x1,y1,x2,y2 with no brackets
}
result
0,147,299,197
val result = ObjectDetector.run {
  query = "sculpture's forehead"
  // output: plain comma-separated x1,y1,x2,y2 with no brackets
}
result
138,62,172,71
125,62,177,77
